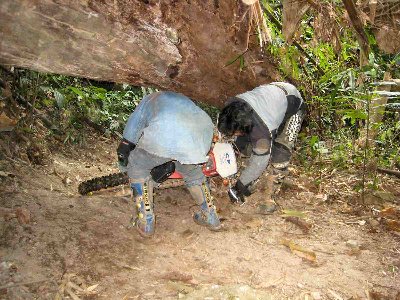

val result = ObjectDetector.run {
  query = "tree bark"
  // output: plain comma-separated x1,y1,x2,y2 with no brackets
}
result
342,0,370,66
0,0,280,107
282,0,310,44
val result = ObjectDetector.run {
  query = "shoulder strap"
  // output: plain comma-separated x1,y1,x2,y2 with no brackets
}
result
269,83,288,96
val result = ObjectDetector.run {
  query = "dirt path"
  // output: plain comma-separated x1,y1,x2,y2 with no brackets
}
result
0,138,399,300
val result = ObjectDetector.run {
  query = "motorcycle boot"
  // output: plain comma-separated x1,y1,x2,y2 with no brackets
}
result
188,181,221,231
272,106,306,170
130,179,155,237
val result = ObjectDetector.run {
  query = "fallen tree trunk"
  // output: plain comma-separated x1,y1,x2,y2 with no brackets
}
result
0,0,280,107
377,168,400,179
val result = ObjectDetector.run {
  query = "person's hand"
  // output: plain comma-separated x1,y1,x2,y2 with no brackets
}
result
228,180,252,204
228,186,245,204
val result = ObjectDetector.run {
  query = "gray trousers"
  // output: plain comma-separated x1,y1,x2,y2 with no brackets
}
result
239,154,271,186
127,147,205,187
239,108,305,186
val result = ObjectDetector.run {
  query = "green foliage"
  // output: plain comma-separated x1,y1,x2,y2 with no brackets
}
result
225,52,247,73
4,1,399,180
262,0,399,174
10,69,154,144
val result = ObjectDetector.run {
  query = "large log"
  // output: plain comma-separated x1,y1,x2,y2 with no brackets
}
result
0,0,280,106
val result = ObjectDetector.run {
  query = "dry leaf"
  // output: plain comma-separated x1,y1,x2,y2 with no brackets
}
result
180,229,195,239
160,271,193,283
281,239,317,262
281,209,306,219
386,220,400,232
15,208,31,224
120,264,141,271
56,273,96,299
0,207,16,221
0,112,17,132
375,27,400,54
67,281,84,292
380,207,400,218
367,290,393,300
86,284,99,292
284,216,312,233
242,0,258,5
65,287,81,300
328,289,344,300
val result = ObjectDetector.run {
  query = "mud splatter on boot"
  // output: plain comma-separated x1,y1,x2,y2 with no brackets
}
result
188,182,221,231
131,180,155,237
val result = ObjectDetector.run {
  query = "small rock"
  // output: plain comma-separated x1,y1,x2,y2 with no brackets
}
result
243,253,252,261
181,229,194,239
62,177,72,186
0,171,14,177
315,194,328,202
0,261,13,271
369,219,380,228
165,28,180,45
345,240,359,249
311,291,322,300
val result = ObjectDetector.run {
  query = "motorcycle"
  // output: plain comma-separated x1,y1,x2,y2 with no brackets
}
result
78,142,238,195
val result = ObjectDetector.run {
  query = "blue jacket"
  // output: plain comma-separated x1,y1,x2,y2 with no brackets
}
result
123,91,213,164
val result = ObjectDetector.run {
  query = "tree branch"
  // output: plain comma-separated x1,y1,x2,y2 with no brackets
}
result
260,4,325,76
342,0,370,65
377,168,400,178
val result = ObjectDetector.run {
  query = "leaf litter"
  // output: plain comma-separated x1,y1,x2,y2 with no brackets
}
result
280,239,317,263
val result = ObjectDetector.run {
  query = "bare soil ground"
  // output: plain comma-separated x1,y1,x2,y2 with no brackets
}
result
0,135,399,300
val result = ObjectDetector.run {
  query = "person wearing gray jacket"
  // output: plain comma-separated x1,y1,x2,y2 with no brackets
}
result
217,82,306,212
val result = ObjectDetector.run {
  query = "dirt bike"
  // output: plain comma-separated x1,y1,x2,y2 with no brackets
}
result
78,142,238,195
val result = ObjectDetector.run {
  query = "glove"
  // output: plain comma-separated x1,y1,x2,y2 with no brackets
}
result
228,187,245,204
228,180,251,204
117,138,136,167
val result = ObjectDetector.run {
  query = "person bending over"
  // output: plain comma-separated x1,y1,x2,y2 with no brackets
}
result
117,91,221,237
217,82,306,213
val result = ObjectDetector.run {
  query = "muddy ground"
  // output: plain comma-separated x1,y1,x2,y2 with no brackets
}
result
0,135,399,300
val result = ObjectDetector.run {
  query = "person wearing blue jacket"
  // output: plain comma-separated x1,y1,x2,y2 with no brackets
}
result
217,82,306,213
117,91,221,237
